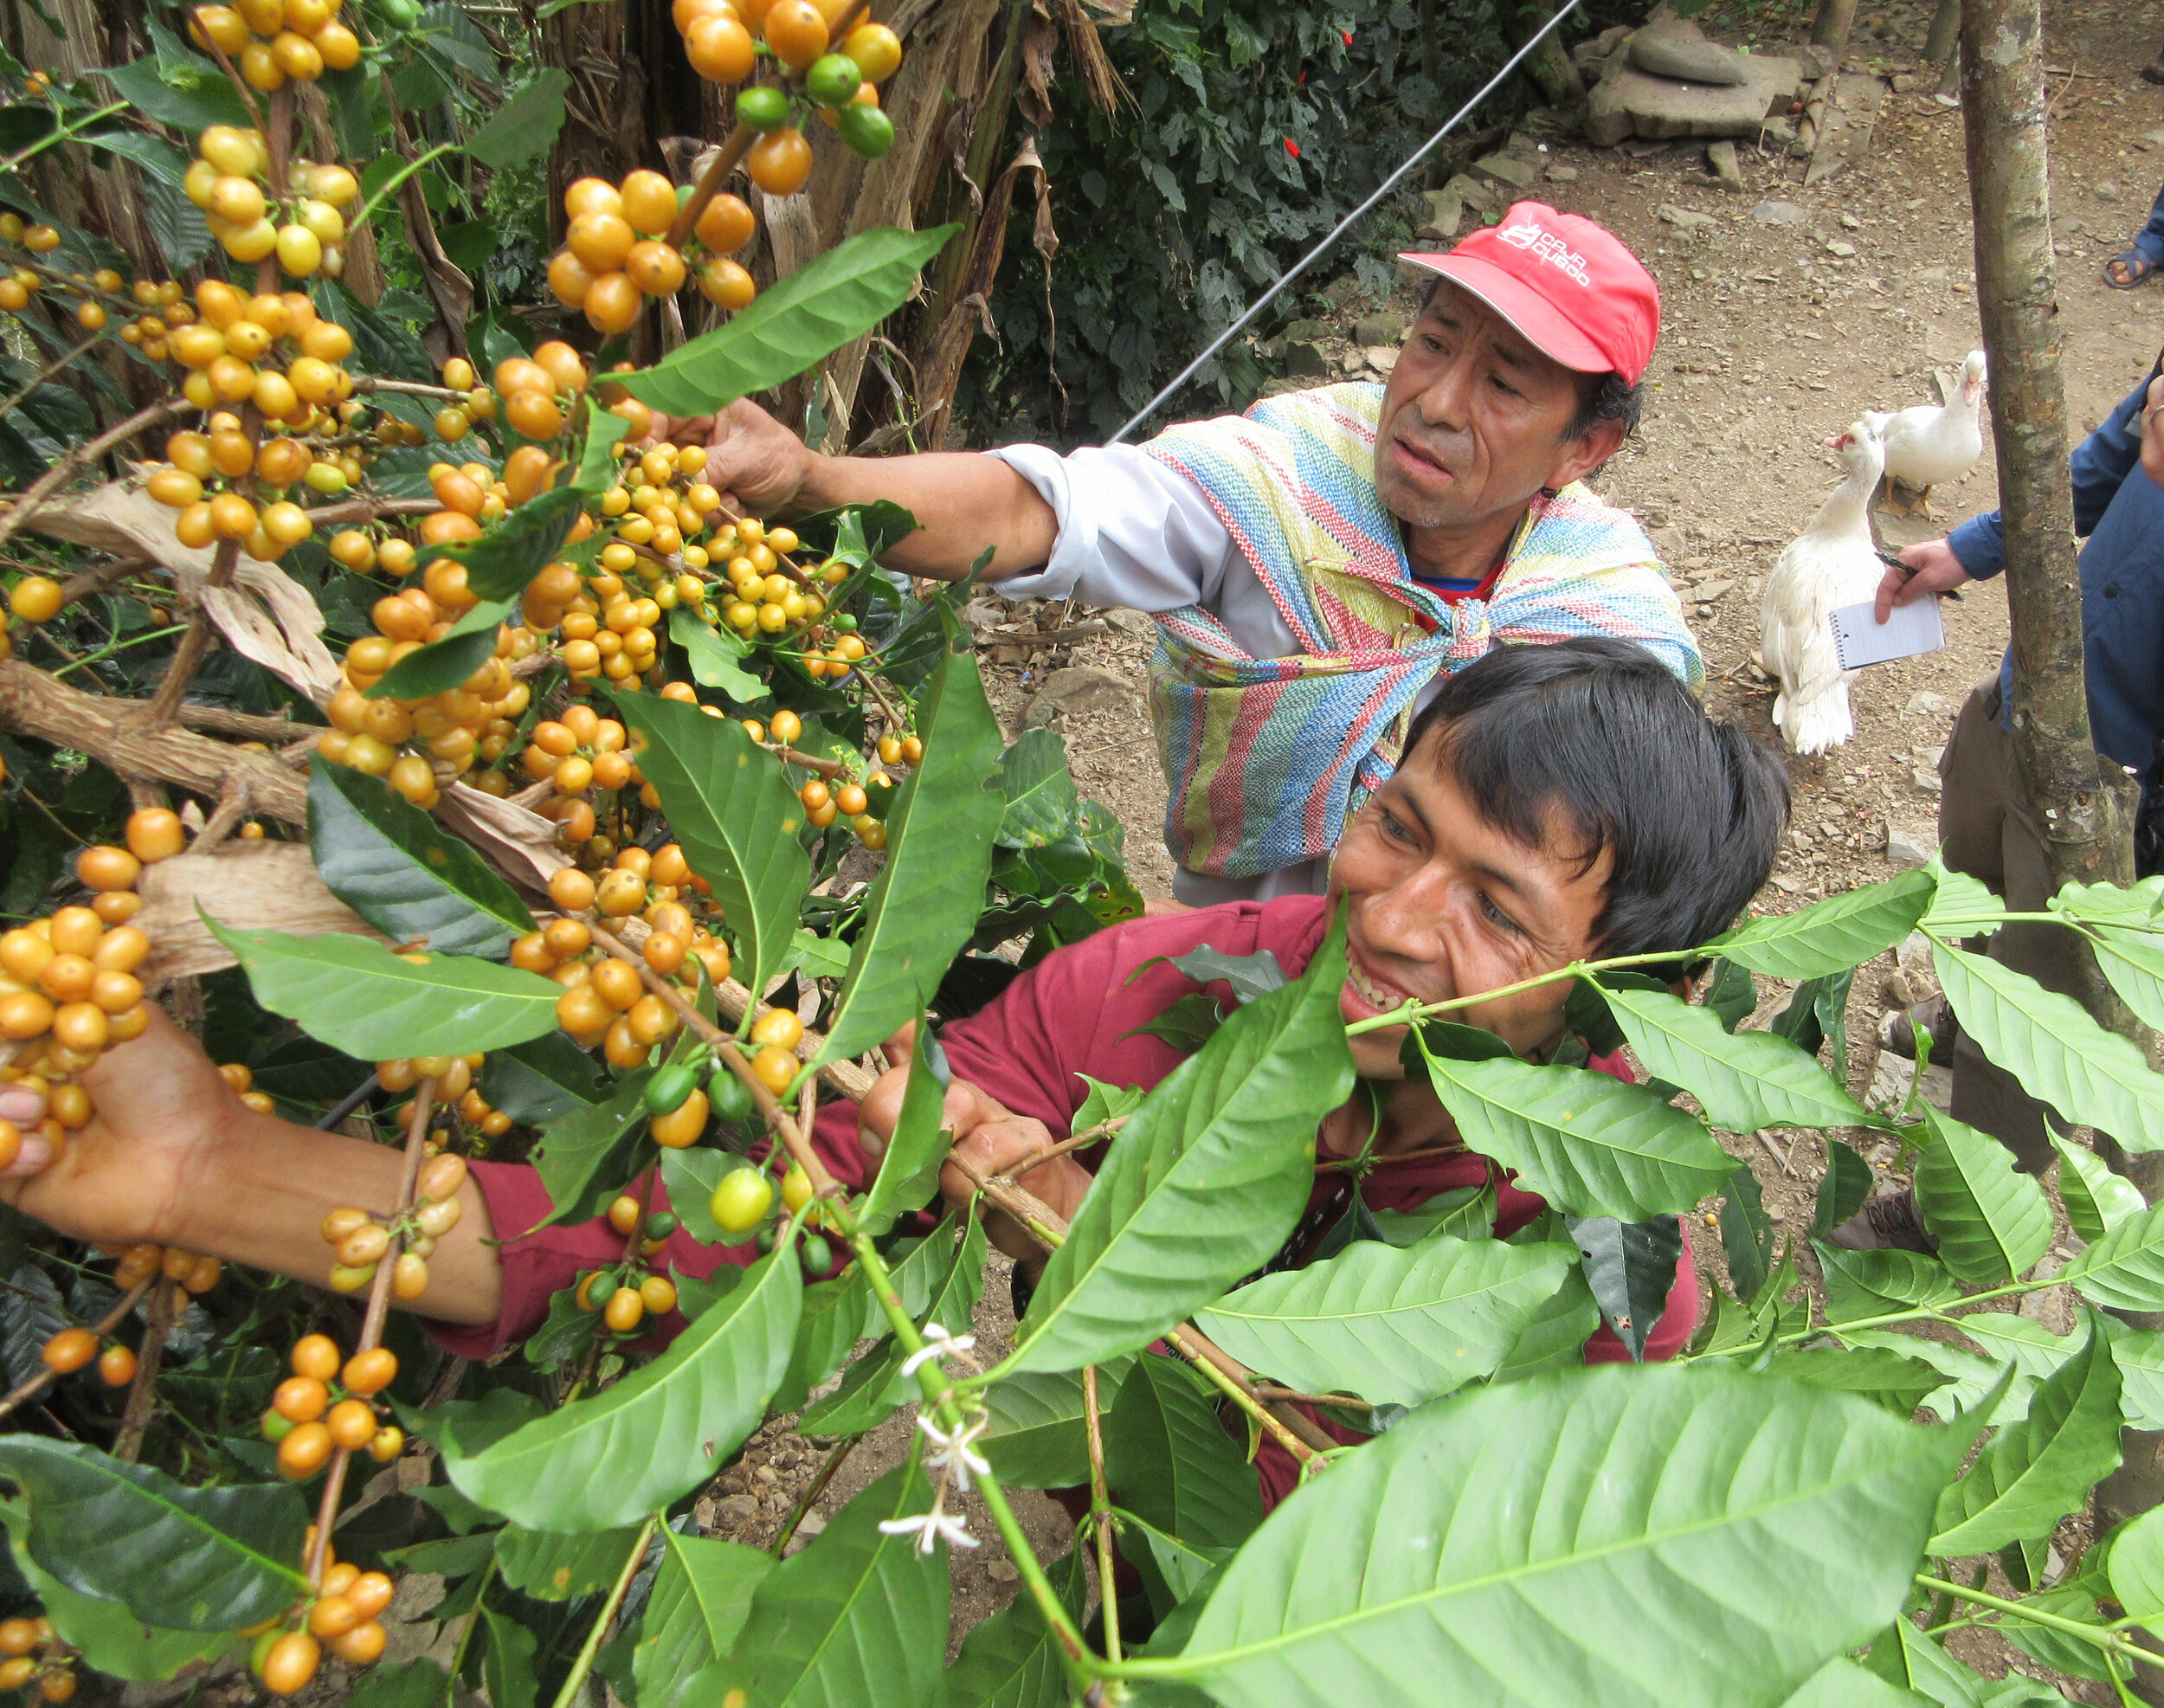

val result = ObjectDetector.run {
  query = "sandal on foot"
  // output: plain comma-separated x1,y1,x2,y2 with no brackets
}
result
2105,251,2158,289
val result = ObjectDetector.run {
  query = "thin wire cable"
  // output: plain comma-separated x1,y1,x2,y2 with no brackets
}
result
1111,0,1581,443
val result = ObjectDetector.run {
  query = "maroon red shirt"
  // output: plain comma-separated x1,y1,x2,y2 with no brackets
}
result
436,895,1698,1507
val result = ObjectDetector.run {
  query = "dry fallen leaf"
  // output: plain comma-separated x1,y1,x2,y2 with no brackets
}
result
136,841,385,989
435,781,571,891
29,480,340,704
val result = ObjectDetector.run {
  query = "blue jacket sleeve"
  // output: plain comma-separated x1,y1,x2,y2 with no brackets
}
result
1942,373,2154,582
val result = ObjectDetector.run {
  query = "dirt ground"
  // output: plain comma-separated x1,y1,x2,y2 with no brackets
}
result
702,0,2164,1681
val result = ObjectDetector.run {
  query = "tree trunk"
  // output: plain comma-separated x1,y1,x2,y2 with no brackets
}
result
1510,3,1584,107
1961,0,2163,1673
1810,0,1859,58
1924,0,1961,65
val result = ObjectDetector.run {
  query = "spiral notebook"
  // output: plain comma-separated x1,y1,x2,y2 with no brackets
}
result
1829,596,1946,669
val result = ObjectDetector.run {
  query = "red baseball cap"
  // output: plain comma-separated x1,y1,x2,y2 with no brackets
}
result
1400,202,1660,384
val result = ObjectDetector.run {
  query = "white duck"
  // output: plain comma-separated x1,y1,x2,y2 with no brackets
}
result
1761,419,1887,757
1865,349,1987,519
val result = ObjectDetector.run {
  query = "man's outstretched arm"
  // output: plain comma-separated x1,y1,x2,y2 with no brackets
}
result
667,398,1060,580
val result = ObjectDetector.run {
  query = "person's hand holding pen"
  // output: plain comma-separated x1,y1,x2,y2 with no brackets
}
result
1871,538,1971,624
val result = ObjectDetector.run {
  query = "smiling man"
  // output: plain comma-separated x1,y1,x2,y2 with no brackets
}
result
0,641,1785,1514
678,203,1697,904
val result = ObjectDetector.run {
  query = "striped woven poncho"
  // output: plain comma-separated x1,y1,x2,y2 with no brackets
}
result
1139,382,1701,881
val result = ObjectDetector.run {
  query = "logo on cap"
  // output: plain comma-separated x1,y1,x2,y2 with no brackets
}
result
1497,217,1591,288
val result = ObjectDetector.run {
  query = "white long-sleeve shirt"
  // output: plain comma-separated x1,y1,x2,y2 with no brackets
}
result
984,443,1345,905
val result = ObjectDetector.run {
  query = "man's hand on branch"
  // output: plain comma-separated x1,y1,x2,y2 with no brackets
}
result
0,1008,239,1249
854,1047,1091,1277
650,399,816,517
1873,538,1971,623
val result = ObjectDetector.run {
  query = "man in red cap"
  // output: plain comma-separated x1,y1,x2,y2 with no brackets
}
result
679,201,1696,903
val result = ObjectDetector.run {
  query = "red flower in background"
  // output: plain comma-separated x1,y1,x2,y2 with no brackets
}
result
1342,27,1354,44
1284,137,1300,158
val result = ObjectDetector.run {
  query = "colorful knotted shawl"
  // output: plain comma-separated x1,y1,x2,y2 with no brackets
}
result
1140,382,1700,880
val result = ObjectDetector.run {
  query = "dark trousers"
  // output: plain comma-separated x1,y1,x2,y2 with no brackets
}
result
1936,679,2090,1172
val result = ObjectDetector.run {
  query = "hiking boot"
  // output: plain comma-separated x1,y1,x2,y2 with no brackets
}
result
1826,1188,1938,1255
1878,996,1955,1063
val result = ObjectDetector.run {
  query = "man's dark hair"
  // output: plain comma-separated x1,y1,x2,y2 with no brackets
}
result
1401,636,1788,966
1565,369,1645,442
1419,274,1646,442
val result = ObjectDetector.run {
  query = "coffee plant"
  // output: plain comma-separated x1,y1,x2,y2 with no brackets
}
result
0,6,2161,1708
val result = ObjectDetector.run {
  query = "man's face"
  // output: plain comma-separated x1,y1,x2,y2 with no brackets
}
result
1373,280,1621,533
1324,737,1610,1080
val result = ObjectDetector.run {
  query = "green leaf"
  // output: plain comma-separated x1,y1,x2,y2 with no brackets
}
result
2062,1202,2164,1312
2051,1135,2144,1246
976,1361,1135,1490
653,1144,749,1247
344,1660,451,1708
1862,1622,1987,1708
204,920,562,1060
1160,1363,1972,1708
1590,979,1871,1133
1933,938,2164,1151
610,687,808,1006
496,1524,646,1600
1568,1213,1683,1363
1922,856,2006,936
0,1439,306,1631
446,1245,800,1530
482,1033,609,1127
632,1530,771,1705
1834,1331,2035,1428
425,485,583,602
1195,1234,1572,1407
1767,1346,1947,1415
1995,1581,2116,1683
699,1463,949,1708
815,615,1005,1067
1720,1163,1774,1302
937,1545,1086,1708
770,1268,877,1415
1421,1050,1735,1221
308,758,534,958
2109,1502,2164,1623
2106,1322,2164,1430
615,227,959,417
858,1024,951,1238
668,607,770,704
1161,945,1289,1007
1929,1312,2122,1554
364,596,517,701
1814,1242,1960,1325
523,1066,651,1233
466,68,570,168
0,1500,227,1679
995,729,1080,848
1703,957,1758,1032
1012,915,1354,1372
572,397,637,494
1783,1656,1933,1707
1490,1263,1602,1383
1911,1109,2052,1283
1105,1357,1263,1553
1706,871,1935,978
802,1215,987,1436
1814,1143,1874,1239
100,54,252,131
480,1604,539,1708
2050,875,2164,1026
